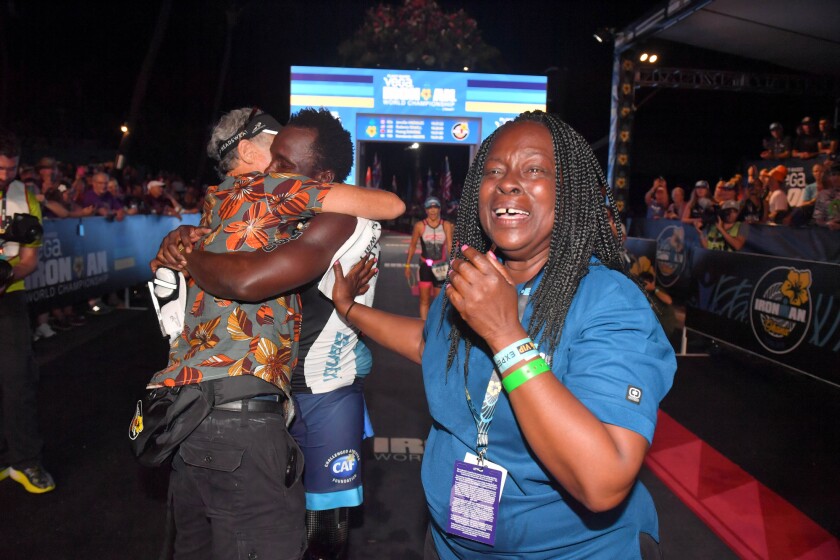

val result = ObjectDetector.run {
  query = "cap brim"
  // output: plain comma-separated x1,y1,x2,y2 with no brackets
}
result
245,114,283,139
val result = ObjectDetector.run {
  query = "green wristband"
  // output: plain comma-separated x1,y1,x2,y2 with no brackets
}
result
501,357,550,393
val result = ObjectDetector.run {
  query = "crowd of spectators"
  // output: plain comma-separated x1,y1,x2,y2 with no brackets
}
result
21,156,200,224
18,155,202,341
761,117,837,161
642,116,839,252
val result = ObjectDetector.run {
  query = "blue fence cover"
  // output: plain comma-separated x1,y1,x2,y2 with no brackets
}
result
25,214,200,311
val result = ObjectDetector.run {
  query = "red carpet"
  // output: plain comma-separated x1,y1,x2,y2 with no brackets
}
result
645,411,840,560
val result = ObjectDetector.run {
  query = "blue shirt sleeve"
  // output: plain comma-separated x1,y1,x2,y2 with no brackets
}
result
556,267,676,444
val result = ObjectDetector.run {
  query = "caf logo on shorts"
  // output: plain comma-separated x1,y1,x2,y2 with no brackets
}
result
750,266,812,354
654,225,686,288
325,449,361,483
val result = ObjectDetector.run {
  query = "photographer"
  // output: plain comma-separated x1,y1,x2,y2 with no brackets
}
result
0,128,55,494
695,200,747,252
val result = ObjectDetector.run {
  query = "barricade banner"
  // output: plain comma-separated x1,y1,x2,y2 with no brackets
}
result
687,248,840,384
746,155,828,191
742,224,840,263
25,214,200,311
624,237,656,263
639,220,702,290
623,237,656,280
640,218,840,265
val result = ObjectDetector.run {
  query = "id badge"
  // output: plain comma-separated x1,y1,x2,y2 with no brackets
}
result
464,452,508,493
446,460,503,546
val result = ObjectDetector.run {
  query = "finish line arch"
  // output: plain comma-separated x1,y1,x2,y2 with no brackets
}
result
289,66,547,197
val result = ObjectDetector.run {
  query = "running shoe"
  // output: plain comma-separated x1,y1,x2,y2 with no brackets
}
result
9,464,56,494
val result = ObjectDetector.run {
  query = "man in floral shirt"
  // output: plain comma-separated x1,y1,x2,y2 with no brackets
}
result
146,108,403,560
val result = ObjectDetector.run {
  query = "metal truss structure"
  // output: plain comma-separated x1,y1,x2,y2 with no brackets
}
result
635,67,840,97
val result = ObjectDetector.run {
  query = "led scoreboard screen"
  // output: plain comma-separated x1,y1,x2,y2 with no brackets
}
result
290,66,547,181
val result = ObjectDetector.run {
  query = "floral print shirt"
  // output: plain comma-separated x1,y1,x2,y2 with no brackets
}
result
147,172,332,398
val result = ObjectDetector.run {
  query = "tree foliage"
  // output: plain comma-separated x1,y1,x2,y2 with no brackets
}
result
338,0,504,71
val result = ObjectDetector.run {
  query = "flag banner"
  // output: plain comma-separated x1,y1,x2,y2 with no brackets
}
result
426,168,435,199
442,156,453,203
372,153,382,189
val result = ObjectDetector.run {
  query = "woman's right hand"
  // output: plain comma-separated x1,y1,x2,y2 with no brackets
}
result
404,263,412,280
446,246,520,348
151,225,210,272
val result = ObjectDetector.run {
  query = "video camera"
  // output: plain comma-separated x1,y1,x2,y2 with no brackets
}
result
1,212,43,244
695,199,720,228
1,213,43,285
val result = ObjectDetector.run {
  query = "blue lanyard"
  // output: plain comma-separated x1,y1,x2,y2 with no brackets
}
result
464,276,535,465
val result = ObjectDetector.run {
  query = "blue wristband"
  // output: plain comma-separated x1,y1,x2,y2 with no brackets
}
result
493,337,539,373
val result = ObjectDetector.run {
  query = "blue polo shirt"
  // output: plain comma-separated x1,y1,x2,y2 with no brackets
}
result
421,259,676,559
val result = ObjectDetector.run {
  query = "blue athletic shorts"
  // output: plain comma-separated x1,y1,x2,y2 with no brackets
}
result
289,382,370,510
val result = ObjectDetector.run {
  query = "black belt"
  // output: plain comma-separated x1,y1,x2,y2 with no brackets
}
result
214,396,284,414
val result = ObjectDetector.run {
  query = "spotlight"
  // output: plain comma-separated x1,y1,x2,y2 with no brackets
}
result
593,27,614,44
120,124,129,134
640,53,649,62
463,66,469,72
649,54,658,63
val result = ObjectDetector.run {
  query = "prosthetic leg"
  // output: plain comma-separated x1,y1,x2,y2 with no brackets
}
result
305,508,349,560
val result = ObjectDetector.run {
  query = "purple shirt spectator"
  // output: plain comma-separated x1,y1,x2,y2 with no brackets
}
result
82,172,123,216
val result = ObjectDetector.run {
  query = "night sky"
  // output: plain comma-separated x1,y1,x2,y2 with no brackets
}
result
3,0,835,210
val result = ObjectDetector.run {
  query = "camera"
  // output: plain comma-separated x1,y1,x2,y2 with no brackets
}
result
148,267,186,342
699,203,718,228
0,259,12,284
0,212,43,244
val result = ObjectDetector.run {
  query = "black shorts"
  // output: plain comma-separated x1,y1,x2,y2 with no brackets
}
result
418,259,444,288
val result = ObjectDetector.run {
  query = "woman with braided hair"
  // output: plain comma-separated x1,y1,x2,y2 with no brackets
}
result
332,111,675,559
